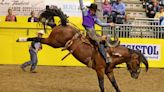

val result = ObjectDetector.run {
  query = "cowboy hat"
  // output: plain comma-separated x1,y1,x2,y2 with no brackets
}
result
87,3,99,11
37,30,45,35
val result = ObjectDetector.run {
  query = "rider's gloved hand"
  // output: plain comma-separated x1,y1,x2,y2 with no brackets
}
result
109,23,115,27
101,35,107,41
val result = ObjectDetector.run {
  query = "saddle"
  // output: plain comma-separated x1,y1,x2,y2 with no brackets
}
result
61,33,122,68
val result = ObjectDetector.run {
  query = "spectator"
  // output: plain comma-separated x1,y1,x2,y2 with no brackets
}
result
154,6,164,19
5,8,17,22
161,17,164,25
146,1,160,18
111,0,126,23
158,16,164,38
159,0,164,6
142,0,151,8
102,0,112,17
28,11,39,22
159,16,164,24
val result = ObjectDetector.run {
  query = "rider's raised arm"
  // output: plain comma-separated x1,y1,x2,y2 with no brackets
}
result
95,18,111,27
79,0,88,16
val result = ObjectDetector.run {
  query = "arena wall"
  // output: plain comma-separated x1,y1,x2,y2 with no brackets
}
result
0,20,164,67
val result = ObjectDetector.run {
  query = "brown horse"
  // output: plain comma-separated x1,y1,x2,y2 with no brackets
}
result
17,7,148,92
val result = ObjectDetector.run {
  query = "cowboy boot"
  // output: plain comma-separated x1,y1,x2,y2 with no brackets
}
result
20,65,26,72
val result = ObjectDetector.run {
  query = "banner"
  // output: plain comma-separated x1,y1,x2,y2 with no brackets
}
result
45,0,93,16
122,44,160,60
0,0,45,16
0,0,93,16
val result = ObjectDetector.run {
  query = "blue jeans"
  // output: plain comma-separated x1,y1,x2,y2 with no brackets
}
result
84,27,109,63
98,43,108,63
22,49,38,71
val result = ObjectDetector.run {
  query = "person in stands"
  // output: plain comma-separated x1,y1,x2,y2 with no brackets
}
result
28,11,39,22
5,8,17,22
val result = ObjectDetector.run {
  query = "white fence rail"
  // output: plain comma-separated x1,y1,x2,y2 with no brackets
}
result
102,18,164,39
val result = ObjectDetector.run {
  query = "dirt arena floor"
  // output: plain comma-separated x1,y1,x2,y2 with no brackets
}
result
0,65,164,92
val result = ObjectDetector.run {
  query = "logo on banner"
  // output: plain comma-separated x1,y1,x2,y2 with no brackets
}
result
46,0,92,16
0,0,45,16
122,44,160,60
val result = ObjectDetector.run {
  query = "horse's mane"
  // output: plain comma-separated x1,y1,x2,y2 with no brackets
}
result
39,5,68,26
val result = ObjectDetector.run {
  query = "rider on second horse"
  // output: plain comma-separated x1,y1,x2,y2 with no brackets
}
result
79,0,114,65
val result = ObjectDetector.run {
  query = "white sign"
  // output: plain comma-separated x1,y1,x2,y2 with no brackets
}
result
0,0,92,16
0,0,45,16
122,44,161,60
45,0,91,16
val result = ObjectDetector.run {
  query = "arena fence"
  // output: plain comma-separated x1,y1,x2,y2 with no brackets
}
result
0,20,164,68
102,18,164,39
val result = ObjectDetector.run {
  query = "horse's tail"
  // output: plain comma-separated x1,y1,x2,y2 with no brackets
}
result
56,8,68,26
129,49,149,72
39,6,68,26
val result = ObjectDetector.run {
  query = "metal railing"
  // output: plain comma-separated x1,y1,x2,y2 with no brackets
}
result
102,18,164,39
0,27,51,35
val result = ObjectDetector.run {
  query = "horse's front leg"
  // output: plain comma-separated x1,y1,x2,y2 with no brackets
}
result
106,71,121,92
96,69,105,92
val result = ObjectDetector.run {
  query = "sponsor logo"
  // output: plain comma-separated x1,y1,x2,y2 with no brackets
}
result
122,44,160,60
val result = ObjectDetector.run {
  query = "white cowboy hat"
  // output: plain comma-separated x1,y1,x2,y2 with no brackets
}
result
37,30,45,35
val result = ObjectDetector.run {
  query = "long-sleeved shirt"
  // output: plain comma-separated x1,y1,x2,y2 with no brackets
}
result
79,0,111,28
30,41,42,53
28,17,39,22
102,3,112,14
154,12,164,19
112,2,126,15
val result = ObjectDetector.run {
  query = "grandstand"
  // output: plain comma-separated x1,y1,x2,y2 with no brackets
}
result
95,0,164,38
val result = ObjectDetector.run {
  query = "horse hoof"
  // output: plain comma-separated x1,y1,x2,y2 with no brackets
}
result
16,39,19,42
16,38,27,42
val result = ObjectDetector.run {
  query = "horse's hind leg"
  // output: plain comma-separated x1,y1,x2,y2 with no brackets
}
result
96,69,105,92
106,72,121,92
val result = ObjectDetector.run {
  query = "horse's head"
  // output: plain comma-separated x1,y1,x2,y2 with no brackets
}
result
126,49,149,79
126,52,141,79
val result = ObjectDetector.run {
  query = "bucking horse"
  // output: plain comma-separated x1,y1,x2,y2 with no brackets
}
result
17,6,148,92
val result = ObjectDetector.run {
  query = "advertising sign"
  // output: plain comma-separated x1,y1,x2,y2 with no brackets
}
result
0,0,45,16
122,44,160,60
45,0,93,16
0,0,93,16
